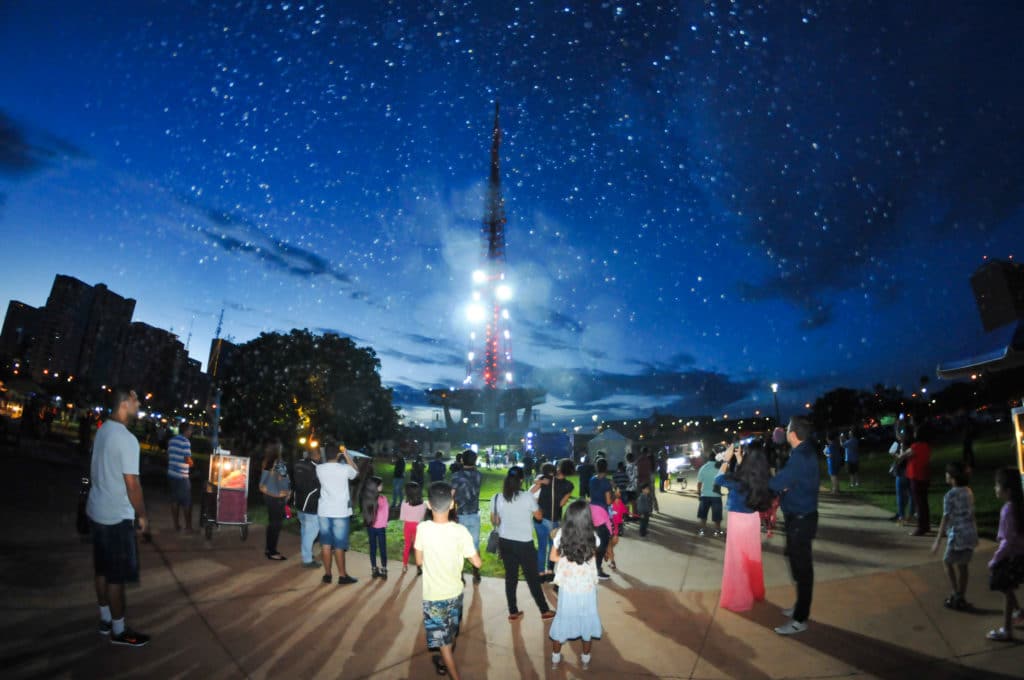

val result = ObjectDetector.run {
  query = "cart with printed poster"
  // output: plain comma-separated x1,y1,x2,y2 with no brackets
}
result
200,450,251,541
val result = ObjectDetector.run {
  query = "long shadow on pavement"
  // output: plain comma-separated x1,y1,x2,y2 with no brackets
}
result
739,606,1021,680
608,571,772,680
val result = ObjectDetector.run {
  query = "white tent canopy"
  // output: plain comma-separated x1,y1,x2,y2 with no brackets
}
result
586,429,633,470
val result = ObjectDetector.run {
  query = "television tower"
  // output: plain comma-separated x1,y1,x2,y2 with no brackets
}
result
428,103,544,439
467,102,513,390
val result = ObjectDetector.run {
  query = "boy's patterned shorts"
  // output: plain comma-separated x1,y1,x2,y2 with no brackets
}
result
423,594,464,649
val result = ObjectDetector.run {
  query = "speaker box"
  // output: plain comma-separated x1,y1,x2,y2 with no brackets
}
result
971,260,1024,332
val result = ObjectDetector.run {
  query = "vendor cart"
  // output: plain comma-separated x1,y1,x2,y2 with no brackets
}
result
200,450,251,541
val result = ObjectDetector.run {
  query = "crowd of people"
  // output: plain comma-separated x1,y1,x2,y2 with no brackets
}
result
81,387,1024,674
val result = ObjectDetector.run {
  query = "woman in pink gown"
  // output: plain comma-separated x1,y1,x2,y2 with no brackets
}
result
715,442,774,612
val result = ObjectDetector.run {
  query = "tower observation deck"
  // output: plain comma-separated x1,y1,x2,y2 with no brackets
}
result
426,103,545,443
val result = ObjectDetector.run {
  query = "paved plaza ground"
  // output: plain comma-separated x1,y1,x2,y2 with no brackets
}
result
1,441,1023,679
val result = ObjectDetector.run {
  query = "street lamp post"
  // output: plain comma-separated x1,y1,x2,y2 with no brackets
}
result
771,383,781,427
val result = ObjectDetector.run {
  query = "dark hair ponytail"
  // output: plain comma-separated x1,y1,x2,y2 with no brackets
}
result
996,467,1024,530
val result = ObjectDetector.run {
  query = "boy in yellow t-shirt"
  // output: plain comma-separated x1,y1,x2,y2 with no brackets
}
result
415,481,482,680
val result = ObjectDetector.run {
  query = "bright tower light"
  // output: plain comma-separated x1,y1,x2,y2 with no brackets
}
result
771,383,779,393
496,284,513,301
466,302,486,323
472,269,487,284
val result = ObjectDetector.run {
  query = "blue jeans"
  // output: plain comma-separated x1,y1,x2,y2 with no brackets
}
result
318,516,351,550
895,476,914,519
535,518,557,573
459,512,481,553
367,526,387,568
298,511,319,563
392,477,405,508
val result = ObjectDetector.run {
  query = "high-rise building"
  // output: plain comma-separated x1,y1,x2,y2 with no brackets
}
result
28,275,135,384
118,321,185,410
2,274,210,410
0,301,43,361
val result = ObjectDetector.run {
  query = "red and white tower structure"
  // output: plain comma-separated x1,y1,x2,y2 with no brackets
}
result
465,102,514,390
427,103,544,438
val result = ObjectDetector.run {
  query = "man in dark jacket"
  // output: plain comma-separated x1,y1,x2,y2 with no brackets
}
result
769,416,820,635
391,453,406,510
293,447,322,568
428,452,446,482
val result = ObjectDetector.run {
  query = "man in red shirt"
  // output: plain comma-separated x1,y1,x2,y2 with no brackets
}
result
899,425,932,536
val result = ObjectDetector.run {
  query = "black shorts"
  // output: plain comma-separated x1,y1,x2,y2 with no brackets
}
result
169,477,192,506
697,497,723,523
847,461,860,474
92,519,139,584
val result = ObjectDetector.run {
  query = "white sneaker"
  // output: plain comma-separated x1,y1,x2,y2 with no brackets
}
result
697,528,705,537
581,653,591,670
774,619,808,635
781,607,794,617
551,653,561,669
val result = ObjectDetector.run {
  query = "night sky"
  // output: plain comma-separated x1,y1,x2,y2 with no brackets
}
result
1,1,1022,427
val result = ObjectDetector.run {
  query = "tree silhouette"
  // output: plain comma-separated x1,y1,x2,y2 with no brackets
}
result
221,329,399,450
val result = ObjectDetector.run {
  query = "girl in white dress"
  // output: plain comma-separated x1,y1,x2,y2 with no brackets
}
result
549,499,603,670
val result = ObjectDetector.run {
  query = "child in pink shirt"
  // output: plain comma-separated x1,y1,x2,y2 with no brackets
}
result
361,476,391,579
608,488,628,569
986,468,1024,641
400,482,427,575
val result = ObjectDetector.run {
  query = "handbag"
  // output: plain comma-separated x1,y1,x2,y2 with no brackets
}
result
486,529,501,555
486,493,501,554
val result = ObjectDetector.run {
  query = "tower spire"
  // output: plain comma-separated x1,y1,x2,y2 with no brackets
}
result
481,101,508,389
485,101,506,264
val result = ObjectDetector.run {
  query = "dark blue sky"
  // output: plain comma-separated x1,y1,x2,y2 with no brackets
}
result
1,1,1021,427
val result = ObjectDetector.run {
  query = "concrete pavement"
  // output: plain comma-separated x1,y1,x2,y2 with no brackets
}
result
1,442,1022,679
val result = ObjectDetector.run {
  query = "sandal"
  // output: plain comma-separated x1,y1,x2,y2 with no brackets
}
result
609,561,617,570
986,627,1013,642
431,654,449,676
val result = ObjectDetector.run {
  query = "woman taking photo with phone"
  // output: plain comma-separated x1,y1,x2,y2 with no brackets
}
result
715,441,774,611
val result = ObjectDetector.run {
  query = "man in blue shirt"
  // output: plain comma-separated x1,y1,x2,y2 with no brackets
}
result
166,422,194,532
842,430,860,488
768,415,819,635
695,456,723,537
428,452,446,483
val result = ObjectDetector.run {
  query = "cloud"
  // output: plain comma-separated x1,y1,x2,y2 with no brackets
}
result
225,300,260,314
311,327,369,344
177,194,380,303
0,110,85,177
632,352,698,373
511,359,754,415
198,205,352,284
381,347,464,367
387,382,434,408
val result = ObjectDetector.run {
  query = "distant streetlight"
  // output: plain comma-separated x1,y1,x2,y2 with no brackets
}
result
771,383,781,426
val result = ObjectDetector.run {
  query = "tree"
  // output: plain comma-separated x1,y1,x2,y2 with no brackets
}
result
810,387,871,432
220,329,399,451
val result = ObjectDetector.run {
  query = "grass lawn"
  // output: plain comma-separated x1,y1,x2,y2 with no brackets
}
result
223,465,518,577
834,434,1017,539
344,467,513,577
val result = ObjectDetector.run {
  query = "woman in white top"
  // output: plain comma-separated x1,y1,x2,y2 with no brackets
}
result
491,466,555,621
